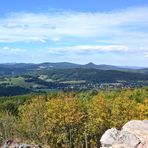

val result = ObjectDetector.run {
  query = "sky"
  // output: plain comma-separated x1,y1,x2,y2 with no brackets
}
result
0,0,148,66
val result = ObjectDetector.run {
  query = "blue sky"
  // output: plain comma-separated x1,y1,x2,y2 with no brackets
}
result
0,0,148,66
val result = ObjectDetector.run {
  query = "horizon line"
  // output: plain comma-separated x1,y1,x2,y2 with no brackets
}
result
0,62,147,68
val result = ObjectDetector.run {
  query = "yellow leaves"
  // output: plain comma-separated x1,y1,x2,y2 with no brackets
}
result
13,89,148,146
45,96,85,128
43,95,86,146
110,96,138,128
138,98,148,120
18,96,46,143
86,93,110,135
19,97,45,125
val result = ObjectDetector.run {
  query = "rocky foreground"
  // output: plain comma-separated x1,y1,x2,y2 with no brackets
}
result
1,140,43,148
100,120,148,148
1,120,148,148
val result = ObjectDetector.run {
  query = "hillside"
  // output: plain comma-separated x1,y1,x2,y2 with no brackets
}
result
0,62,147,76
0,62,147,96
40,68,148,83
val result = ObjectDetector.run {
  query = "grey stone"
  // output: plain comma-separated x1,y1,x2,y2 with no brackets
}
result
100,120,148,148
100,128,140,148
1,140,42,148
100,128,119,147
116,130,140,147
122,120,148,148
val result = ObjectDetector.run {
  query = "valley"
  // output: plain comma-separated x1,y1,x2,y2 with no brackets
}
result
0,62,148,96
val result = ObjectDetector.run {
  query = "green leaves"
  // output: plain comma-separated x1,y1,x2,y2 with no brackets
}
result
0,88,147,146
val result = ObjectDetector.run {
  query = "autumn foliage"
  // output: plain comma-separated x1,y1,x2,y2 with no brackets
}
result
0,88,148,147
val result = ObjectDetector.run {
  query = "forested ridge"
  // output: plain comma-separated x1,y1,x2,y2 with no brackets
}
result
0,88,147,147
40,68,148,82
0,63,148,96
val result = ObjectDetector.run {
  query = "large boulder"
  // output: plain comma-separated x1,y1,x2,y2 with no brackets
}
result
100,120,148,148
100,128,140,147
123,120,148,148
100,128,119,147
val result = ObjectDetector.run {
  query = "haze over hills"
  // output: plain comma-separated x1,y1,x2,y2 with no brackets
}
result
0,62,147,71
0,62,148,78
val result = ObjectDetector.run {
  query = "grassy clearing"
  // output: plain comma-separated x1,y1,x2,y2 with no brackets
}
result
61,80,86,84
0,77,36,88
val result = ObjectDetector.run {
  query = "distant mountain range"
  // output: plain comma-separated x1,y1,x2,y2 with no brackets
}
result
0,62,148,76
38,62,147,70
0,62,147,69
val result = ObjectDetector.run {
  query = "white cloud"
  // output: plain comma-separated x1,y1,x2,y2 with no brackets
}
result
0,7,147,46
48,45,130,53
0,6,148,59
0,46,26,54
52,37,60,42
144,52,148,58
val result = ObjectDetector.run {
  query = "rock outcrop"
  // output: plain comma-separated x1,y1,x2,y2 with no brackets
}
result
100,120,148,148
1,140,42,148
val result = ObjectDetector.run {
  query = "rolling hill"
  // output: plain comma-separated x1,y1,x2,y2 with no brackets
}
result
0,62,147,96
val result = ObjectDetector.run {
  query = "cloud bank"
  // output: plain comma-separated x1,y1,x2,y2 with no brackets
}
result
0,6,148,64
0,7,147,44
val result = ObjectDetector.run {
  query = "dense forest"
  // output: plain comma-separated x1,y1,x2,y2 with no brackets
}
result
0,88,147,147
